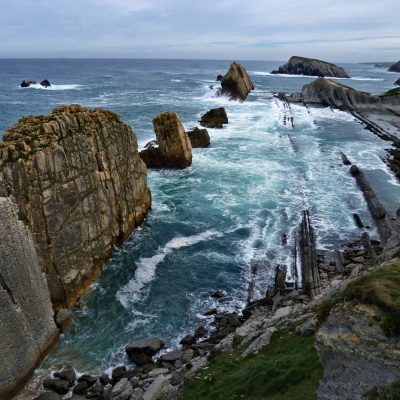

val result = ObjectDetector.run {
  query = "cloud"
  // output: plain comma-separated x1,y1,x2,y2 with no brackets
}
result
0,0,399,61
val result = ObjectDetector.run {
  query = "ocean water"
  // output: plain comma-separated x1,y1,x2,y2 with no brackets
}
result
0,59,399,374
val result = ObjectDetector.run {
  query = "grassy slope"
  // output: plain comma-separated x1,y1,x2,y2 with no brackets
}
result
180,330,323,400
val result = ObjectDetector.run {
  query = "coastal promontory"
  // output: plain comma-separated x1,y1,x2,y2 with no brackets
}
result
271,56,350,78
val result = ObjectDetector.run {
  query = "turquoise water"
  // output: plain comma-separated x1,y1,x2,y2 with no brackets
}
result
0,59,399,373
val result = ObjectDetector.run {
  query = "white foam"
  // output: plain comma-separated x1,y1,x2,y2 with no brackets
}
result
24,83,82,91
116,230,222,308
171,79,182,82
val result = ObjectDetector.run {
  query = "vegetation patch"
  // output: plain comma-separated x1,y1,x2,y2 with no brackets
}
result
180,329,323,400
364,380,400,399
343,260,400,336
380,87,400,97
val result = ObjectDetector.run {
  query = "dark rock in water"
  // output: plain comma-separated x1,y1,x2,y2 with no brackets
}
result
216,74,223,81
160,350,185,363
99,374,109,386
125,337,165,365
77,374,97,386
180,335,196,346
55,308,74,333
40,79,51,88
20,80,36,87
219,62,254,101
112,366,126,383
194,326,207,338
271,56,350,78
395,78,400,86
186,127,210,148
43,379,70,395
200,107,228,129
34,392,62,400
203,307,217,316
140,112,192,169
211,290,225,298
388,60,400,72
340,152,352,166
54,365,76,386
72,381,89,395
353,213,364,229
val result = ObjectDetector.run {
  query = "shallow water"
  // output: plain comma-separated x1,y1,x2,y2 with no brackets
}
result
0,59,399,374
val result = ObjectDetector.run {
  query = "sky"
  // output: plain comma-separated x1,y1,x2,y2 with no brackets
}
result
1,0,399,62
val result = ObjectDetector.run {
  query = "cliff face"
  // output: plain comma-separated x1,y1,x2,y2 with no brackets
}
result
388,61,400,72
271,56,350,78
0,105,151,308
219,62,254,101
0,196,58,400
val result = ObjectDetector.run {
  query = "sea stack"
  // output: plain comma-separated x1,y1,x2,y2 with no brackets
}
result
218,62,254,101
140,112,192,169
271,56,350,78
186,127,210,148
199,107,228,129
0,104,151,398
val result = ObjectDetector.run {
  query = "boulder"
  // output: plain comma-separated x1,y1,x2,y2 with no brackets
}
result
20,80,36,87
219,62,254,101
142,376,170,400
40,79,51,88
388,61,400,72
72,381,89,395
43,379,70,395
111,378,133,400
77,374,97,386
55,308,74,333
111,366,126,382
125,337,165,365
180,334,196,346
54,365,76,386
186,127,210,147
34,392,62,400
271,56,350,78
200,108,228,129
216,74,223,81
140,112,192,169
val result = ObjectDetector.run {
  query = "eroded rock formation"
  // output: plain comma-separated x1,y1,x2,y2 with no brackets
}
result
140,112,192,169
0,104,151,308
186,127,210,148
271,56,350,78
388,60,400,72
218,62,254,101
199,107,228,129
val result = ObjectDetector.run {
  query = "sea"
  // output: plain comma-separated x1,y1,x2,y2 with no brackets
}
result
0,59,399,376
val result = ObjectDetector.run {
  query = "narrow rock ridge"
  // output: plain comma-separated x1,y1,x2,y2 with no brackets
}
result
0,104,151,308
271,56,350,78
0,197,58,400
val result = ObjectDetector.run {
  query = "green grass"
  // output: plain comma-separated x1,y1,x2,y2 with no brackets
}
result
180,330,323,400
380,87,400,96
343,260,400,336
364,380,400,399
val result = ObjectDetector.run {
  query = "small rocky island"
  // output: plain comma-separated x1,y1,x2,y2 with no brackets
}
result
217,62,254,101
271,56,350,78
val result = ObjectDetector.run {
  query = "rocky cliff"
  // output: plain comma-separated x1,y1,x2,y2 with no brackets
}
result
140,112,192,169
0,197,58,400
0,105,151,308
218,62,254,101
271,56,350,78
388,60,400,72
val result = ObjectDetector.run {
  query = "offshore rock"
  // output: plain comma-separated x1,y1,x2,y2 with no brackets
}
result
199,107,228,129
0,197,58,400
316,301,400,400
271,56,350,78
140,112,192,169
218,62,254,101
111,378,133,400
40,80,51,88
0,104,151,308
20,80,36,87
186,127,210,148
388,60,400,72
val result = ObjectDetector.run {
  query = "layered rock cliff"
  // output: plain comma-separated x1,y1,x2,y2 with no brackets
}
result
0,105,151,308
271,56,350,78
218,62,254,101
0,197,58,400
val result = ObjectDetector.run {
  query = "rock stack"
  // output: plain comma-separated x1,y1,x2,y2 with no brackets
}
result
140,112,192,169
218,62,254,101
199,107,228,129
186,127,210,148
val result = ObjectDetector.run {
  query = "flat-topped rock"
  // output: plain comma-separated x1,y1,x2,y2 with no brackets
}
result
140,112,192,169
199,107,228,129
272,56,350,78
218,62,254,101
186,127,210,148
125,337,165,365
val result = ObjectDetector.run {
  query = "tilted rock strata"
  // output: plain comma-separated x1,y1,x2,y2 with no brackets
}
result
316,301,400,400
271,56,350,78
219,62,254,101
0,105,151,308
140,112,192,169
0,197,58,400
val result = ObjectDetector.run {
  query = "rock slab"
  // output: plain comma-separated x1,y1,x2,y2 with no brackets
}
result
219,62,254,101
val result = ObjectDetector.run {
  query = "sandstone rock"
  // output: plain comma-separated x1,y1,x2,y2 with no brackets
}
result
388,60,400,72
218,62,254,101
43,379,70,395
199,108,228,129
20,80,36,87
0,105,151,309
186,127,210,148
140,112,192,169
111,378,133,400
40,80,51,88
0,197,58,399
125,337,165,365
271,56,350,78
55,308,74,333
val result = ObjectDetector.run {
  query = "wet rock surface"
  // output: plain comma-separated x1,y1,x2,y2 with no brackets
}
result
186,127,210,148
218,62,254,101
199,107,228,129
